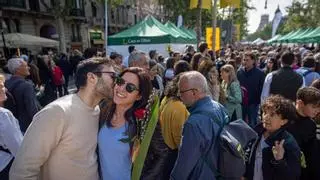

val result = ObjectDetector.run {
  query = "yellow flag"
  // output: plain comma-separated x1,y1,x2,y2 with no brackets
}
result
220,0,240,8
235,24,240,41
190,0,211,9
206,27,220,51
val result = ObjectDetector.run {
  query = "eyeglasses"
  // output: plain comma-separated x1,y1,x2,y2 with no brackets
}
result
115,77,139,93
178,88,196,96
93,71,118,79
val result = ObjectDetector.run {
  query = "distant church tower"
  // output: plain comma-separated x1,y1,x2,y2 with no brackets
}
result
272,5,283,37
257,14,269,32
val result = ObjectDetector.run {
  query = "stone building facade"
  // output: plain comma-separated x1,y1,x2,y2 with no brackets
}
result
0,0,162,54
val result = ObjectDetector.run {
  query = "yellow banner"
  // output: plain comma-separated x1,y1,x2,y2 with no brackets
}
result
220,0,240,8
206,27,220,51
235,24,240,41
190,0,211,9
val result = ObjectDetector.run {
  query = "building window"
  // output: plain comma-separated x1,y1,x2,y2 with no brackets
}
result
91,2,97,17
29,0,40,11
14,19,20,33
4,18,11,33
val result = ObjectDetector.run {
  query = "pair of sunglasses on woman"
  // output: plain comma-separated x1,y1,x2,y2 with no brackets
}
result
93,71,139,93
114,76,139,93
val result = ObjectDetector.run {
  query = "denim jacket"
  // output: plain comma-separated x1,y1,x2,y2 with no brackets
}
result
170,96,228,180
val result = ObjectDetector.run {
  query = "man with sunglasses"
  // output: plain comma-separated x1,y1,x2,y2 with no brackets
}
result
171,71,228,180
10,58,115,180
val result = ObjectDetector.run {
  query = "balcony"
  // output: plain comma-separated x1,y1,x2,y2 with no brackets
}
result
69,8,85,17
0,0,25,9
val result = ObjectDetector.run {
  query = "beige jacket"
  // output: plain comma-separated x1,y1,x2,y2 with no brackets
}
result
10,94,100,180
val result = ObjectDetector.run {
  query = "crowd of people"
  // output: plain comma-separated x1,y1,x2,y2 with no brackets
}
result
0,42,319,180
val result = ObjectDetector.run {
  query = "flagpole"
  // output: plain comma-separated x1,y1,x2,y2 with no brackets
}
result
212,0,218,55
104,0,108,57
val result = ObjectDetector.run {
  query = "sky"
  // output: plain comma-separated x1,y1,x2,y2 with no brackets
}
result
247,0,294,33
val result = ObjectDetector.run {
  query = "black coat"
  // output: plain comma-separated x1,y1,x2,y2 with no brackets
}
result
245,124,301,180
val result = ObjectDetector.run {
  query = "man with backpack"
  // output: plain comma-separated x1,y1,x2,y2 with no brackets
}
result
5,58,40,133
171,71,229,179
295,56,320,86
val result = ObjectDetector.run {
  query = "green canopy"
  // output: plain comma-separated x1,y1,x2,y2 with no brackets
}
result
179,26,197,39
287,29,313,43
297,27,320,43
277,29,304,43
267,34,282,44
164,21,195,40
108,16,193,45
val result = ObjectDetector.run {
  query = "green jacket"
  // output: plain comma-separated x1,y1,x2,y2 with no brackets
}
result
222,81,242,119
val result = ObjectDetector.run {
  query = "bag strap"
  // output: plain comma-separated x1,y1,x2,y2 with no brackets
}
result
0,145,11,154
194,110,228,179
302,70,312,77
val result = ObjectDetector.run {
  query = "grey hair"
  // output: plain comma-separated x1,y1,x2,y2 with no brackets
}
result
7,58,25,74
179,71,209,94
128,50,146,67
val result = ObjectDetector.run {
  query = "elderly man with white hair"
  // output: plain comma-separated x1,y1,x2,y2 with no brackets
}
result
170,71,228,180
5,58,39,133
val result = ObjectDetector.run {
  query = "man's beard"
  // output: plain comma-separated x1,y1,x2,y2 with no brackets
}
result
95,79,113,102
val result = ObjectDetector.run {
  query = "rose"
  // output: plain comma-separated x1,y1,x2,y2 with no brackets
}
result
134,108,146,120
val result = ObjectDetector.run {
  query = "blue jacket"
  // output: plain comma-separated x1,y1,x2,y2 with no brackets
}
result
170,96,228,180
237,67,265,105
5,76,40,132
295,67,320,86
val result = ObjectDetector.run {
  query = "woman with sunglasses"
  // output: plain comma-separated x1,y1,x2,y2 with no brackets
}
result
98,67,152,180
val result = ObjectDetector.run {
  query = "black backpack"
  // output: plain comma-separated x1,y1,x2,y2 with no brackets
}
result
197,110,258,179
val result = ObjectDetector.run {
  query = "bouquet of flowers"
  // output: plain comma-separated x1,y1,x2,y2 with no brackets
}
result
131,89,160,180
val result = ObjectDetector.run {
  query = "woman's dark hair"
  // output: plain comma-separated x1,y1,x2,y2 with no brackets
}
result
264,57,278,74
27,63,42,86
262,95,297,125
100,67,152,150
174,60,191,76
311,79,320,90
166,57,175,69
164,74,180,99
190,52,202,70
198,59,215,79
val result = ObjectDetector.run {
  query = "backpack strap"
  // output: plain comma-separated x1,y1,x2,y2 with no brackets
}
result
302,70,312,77
194,110,229,179
0,145,11,154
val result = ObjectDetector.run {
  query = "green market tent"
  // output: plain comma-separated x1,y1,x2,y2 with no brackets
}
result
164,21,196,42
179,26,197,39
267,34,282,44
277,29,304,43
108,16,194,45
287,28,313,43
296,27,320,43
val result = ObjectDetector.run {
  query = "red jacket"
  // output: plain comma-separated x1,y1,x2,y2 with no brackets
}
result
52,66,64,86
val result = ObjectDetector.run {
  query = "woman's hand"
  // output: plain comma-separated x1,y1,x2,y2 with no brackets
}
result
272,139,285,160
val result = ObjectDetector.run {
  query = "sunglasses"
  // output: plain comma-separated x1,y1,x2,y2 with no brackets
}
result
115,77,139,93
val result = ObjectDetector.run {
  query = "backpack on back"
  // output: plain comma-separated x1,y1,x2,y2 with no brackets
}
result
197,111,258,179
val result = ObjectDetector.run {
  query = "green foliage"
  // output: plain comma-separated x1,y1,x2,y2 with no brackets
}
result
246,23,272,41
278,0,320,34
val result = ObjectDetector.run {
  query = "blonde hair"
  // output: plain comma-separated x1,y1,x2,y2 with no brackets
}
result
220,64,238,85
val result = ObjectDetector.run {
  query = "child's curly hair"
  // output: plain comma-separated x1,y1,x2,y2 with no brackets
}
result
262,95,297,124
